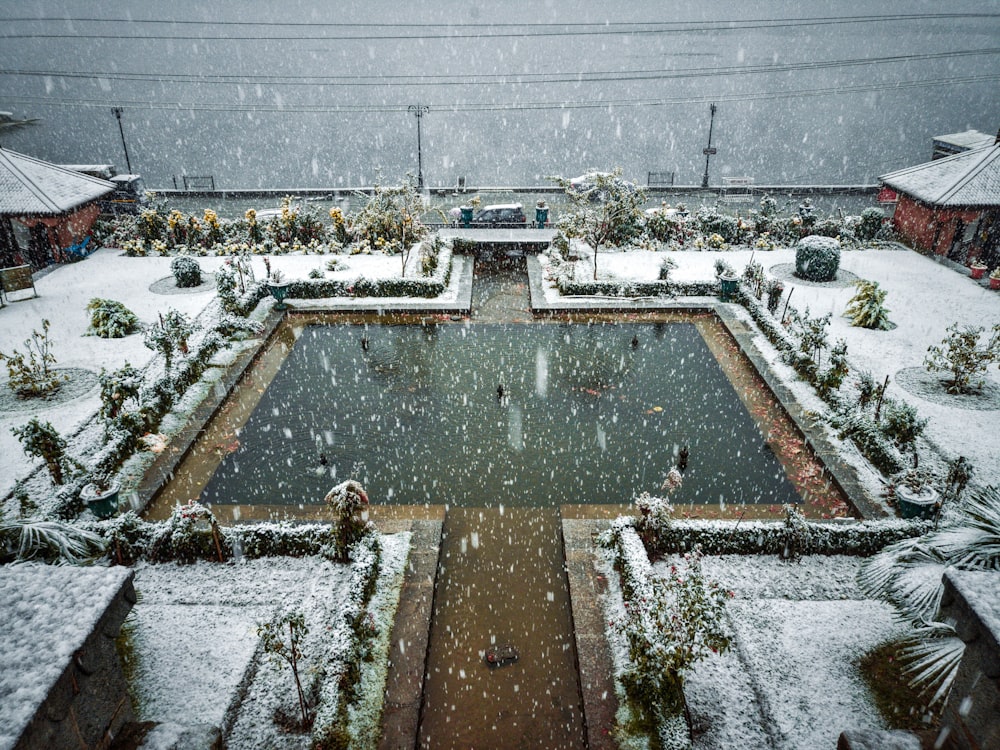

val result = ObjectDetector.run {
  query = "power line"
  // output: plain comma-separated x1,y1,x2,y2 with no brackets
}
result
5,73,998,114
1,13,998,41
2,48,996,88
2,12,997,29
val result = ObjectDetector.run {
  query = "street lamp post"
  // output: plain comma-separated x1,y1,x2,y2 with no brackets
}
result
408,104,429,188
111,107,133,174
701,103,717,189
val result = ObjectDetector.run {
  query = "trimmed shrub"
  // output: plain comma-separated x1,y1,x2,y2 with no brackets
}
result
171,255,203,288
86,298,140,338
795,235,841,281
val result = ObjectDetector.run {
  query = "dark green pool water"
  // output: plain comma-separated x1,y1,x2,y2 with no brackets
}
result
200,321,798,509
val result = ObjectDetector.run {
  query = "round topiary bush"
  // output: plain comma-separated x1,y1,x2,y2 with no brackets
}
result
171,256,202,288
795,235,841,281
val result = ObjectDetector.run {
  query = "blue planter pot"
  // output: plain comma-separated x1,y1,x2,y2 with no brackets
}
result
82,482,121,519
897,486,939,520
267,282,290,310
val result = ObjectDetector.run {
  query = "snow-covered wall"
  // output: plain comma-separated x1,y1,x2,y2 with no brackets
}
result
0,564,136,750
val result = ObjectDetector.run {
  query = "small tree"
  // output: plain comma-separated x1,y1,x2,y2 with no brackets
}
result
12,418,69,485
924,323,1000,394
258,611,310,727
553,168,646,280
349,176,428,266
143,310,199,372
844,280,892,330
0,319,67,397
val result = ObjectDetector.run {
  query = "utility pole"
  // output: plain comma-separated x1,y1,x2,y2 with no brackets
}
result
408,104,430,188
111,107,132,174
701,103,717,189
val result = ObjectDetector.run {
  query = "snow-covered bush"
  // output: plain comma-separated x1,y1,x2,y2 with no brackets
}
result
324,480,372,559
794,235,841,281
657,255,678,281
170,255,203,287
880,399,928,455
604,524,732,742
844,280,892,330
764,278,785,314
143,310,199,372
0,319,67,397
154,501,230,563
86,298,140,338
644,207,688,245
694,206,739,243
98,363,144,439
924,322,1000,394
855,207,885,241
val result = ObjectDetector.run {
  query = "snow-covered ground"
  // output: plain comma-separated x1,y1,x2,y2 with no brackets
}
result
124,532,409,749
0,247,407,499
597,549,909,750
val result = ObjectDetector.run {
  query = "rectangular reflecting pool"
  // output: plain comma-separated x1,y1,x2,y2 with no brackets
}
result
150,315,851,519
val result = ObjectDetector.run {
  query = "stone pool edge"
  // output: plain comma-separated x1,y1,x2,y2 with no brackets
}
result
525,254,884,520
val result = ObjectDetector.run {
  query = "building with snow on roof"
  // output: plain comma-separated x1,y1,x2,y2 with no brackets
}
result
0,148,114,269
878,132,1000,268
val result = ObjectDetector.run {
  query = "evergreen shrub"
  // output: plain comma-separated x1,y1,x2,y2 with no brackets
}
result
795,235,841,281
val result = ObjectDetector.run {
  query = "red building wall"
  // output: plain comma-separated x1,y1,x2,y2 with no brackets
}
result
891,196,983,259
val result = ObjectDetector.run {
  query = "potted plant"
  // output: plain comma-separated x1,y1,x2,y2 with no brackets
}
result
894,467,939,520
969,260,988,280
989,267,1000,290
81,472,121,519
265,268,290,310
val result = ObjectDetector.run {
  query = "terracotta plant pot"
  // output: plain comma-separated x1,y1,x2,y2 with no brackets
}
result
991,276,1000,290
970,264,987,280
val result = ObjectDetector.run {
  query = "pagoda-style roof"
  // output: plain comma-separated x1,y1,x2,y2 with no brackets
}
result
0,148,114,217
879,143,1000,208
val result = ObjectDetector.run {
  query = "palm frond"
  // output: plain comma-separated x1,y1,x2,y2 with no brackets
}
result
857,536,921,598
934,486,1000,569
888,561,950,623
0,520,107,564
858,538,946,620
899,622,965,707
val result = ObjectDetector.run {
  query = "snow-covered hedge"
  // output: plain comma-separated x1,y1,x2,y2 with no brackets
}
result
555,279,718,298
90,513,375,565
619,513,931,557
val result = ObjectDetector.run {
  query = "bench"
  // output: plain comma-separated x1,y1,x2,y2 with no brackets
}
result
0,265,38,306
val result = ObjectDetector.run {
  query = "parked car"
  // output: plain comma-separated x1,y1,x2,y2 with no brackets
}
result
98,174,150,215
473,203,527,226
